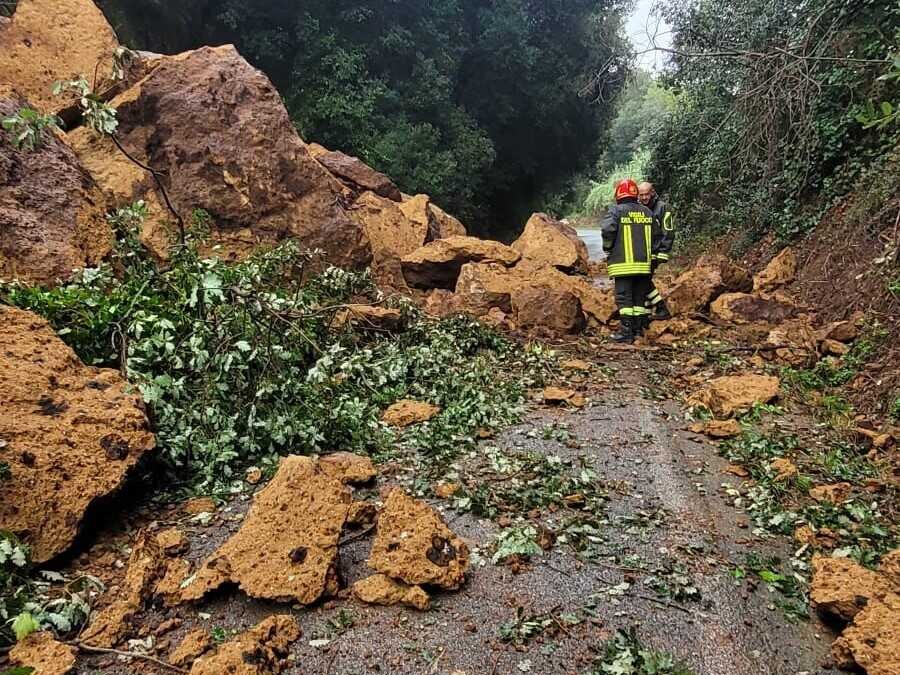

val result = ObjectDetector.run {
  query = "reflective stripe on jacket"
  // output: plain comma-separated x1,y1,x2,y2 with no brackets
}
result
650,198,675,262
600,199,658,277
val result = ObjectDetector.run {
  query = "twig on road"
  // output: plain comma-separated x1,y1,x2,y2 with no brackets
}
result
71,642,187,673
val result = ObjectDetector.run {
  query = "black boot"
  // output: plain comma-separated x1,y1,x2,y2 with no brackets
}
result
650,301,671,322
635,316,649,337
611,317,635,343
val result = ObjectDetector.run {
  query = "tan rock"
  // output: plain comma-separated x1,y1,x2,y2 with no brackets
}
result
317,452,377,485
351,191,428,259
810,554,892,622
67,46,371,268
353,573,431,610
686,374,780,418
531,266,617,325
769,457,798,481
512,283,585,334
454,262,523,314
794,526,841,550
665,255,752,316
245,467,263,484
434,482,460,499
511,213,590,274
753,247,798,292
181,456,351,604
422,289,464,318
831,592,900,675
401,236,520,289
170,629,214,667
821,338,850,356
878,549,900,587
314,149,401,201
0,306,155,563
822,320,859,343
369,489,469,589
9,632,76,675
560,359,592,372
689,419,742,438
381,400,441,427
155,528,188,556
724,464,750,478
0,0,119,114
189,615,300,675
767,318,818,366
347,501,378,527
429,202,467,239
542,387,587,408
809,483,853,504
710,292,797,324
645,318,710,344
331,303,403,332
183,497,217,515
0,95,112,286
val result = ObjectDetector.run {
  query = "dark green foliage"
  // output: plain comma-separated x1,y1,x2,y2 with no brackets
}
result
94,0,629,236
588,628,696,675
2,205,546,490
645,0,900,244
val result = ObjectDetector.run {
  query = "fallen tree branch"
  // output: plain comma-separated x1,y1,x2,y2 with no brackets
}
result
71,642,187,673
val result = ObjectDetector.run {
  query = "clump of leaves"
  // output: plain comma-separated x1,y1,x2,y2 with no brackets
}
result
0,533,99,648
643,563,700,603
587,628,695,675
491,526,543,564
52,77,118,135
732,553,809,623
1,108,60,151
499,606,582,645
2,205,545,490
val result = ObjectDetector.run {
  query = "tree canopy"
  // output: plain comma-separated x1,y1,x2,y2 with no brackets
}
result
97,0,630,237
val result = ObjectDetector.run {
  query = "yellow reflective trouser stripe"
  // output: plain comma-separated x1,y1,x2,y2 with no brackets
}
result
633,307,651,316
623,224,634,263
608,262,651,276
647,289,661,300
655,252,670,261
620,307,637,316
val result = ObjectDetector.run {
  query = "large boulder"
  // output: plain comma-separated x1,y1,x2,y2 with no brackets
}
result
312,147,401,201
810,554,893,622
1,95,112,286
710,292,799,324
665,255,752,316
0,0,119,114
512,213,590,274
754,247,798,292
455,262,523,314
686,374,780,418
181,455,351,604
350,191,427,260
832,593,900,675
0,306,155,563
531,267,616,325
428,202,467,239
401,236,520,289
512,283,585,334
66,45,371,268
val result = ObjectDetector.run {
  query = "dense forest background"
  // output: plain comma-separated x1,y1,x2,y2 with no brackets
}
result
92,0,631,238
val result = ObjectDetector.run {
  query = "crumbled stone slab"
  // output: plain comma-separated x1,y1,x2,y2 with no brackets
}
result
353,573,431,610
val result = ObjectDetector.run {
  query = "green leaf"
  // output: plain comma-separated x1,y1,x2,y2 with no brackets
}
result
881,101,894,116
13,612,40,641
1,667,37,675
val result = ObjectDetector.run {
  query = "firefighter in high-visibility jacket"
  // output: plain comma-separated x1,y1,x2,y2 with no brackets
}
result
638,182,675,320
601,178,661,343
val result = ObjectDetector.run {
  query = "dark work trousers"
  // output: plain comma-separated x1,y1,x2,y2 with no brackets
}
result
614,275,652,317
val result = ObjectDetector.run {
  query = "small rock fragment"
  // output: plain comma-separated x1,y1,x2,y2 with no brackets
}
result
369,489,469,589
686,374,780,418
770,457,798,481
347,501,378,527
189,615,300,675
381,400,441,427
183,497,217,515
542,387,586,408
433,482,460,499
245,467,263,484
318,452,377,484
689,419,742,439
560,359,592,372
821,339,850,356
9,631,77,675
170,629,214,667
353,573,431,610
155,528,188,556
809,483,852,504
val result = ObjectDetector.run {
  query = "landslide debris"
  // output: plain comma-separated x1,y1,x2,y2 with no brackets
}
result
0,95,112,286
689,419,742,438
511,212,590,274
182,456,351,605
811,552,900,675
686,374,780,418
317,451,377,485
188,615,301,675
369,489,469,590
309,145,402,201
401,236,521,289
8,631,76,675
0,0,119,113
330,304,403,332
170,629,214,667
663,254,752,316
381,400,441,427
0,306,155,564
66,45,371,268
353,573,431,610
753,247,798,292
710,292,799,325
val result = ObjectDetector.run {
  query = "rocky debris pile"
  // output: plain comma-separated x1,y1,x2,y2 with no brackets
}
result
661,254,753,316
307,143,402,201
188,615,300,675
810,552,900,675
0,0,119,114
0,95,112,286
8,631,77,675
0,306,155,564
511,213,590,274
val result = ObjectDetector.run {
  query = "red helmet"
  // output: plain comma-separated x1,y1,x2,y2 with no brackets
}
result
614,178,639,202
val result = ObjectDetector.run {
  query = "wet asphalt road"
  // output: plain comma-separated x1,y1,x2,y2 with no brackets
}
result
73,351,840,675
